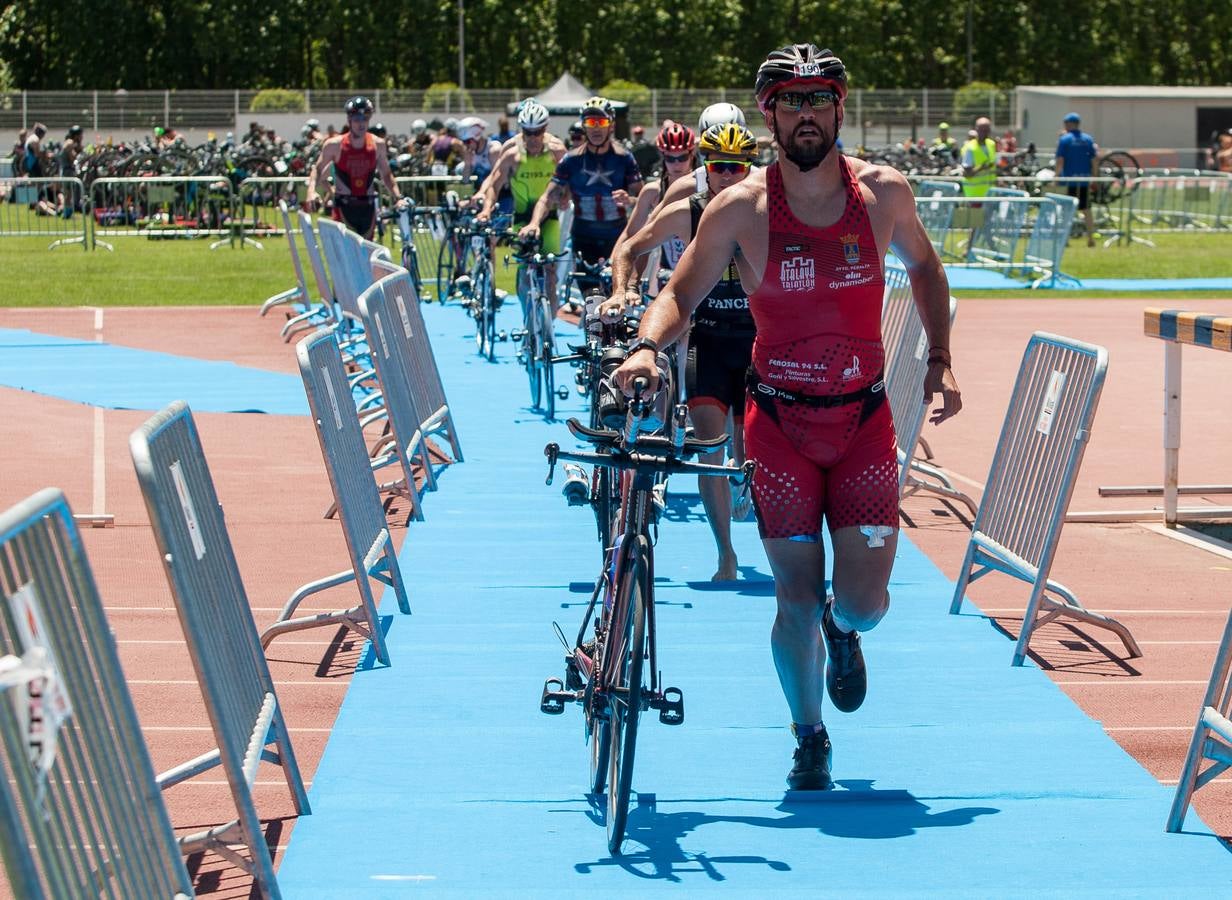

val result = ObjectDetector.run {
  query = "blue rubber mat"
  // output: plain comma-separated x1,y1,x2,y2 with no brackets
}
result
277,301,1230,896
943,268,1232,292
1057,277,1232,292
0,328,308,414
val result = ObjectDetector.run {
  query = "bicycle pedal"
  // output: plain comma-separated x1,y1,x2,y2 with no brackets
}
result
498,330,509,341
540,677,567,715
658,687,684,726
510,328,526,341
557,386,570,400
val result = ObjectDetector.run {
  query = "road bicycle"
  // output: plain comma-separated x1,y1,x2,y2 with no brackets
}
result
434,191,477,304
449,218,513,361
540,381,754,853
378,201,427,301
508,236,570,419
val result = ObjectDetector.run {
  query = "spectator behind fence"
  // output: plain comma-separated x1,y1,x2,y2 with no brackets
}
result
11,129,28,176
930,122,957,162
1054,112,1099,247
23,123,47,178
1216,130,1232,174
960,117,997,198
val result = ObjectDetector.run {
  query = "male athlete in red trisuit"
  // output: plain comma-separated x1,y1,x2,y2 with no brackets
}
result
613,44,962,789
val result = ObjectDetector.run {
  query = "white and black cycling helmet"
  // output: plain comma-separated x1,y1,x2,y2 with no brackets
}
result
305,118,320,130
517,99,550,131
698,102,746,134
411,118,427,134
344,96,374,118
444,117,459,134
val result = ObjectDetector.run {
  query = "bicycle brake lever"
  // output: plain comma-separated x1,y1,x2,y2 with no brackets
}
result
544,443,559,485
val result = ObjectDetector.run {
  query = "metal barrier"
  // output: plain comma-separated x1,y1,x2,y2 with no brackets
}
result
1123,171,1232,244
881,265,974,516
357,269,465,523
1072,309,1232,525
298,210,337,311
915,179,960,255
1020,192,1079,288
0,176,89,249
237,176,308,238
89,175,252,250
0,488,194,899
259,329,411,665
374,264,465,467
948,333,1141,666
316,218,370,328
258,200,308,318
130,402,310,900
1167,605,1232,833
913,193,1079,287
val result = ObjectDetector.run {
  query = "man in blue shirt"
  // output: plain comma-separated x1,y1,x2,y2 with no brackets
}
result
1054,112,1099,246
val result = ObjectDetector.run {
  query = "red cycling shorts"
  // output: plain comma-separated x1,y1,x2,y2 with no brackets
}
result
743,389,899,540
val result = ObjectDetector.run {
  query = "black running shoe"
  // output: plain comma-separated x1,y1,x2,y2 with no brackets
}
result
822,598,867,713
787,730,833,791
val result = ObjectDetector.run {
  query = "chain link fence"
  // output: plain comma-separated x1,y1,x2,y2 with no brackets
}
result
2,88,1017,146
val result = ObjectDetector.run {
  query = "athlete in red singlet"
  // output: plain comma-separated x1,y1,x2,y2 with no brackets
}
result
306,95,404,239
613,44,961,791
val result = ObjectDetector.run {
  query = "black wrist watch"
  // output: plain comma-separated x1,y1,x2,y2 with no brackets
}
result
627,337,659,356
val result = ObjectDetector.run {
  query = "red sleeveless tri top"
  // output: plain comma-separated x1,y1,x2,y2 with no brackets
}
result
749,158,885,397
336,133,378,198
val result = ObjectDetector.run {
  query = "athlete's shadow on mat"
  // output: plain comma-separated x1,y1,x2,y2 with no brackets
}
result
575,782,998,881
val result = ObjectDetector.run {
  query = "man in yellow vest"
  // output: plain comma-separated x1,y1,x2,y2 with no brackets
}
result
960,117,998,197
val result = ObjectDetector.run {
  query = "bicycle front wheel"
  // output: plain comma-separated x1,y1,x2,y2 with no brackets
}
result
539,296,556,419
405,243,424,302
435,235,456,303
606,534,649,854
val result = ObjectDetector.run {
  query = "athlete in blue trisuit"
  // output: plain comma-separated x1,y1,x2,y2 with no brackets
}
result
518,96,643,292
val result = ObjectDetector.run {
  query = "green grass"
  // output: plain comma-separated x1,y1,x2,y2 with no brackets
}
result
0,218,1229,307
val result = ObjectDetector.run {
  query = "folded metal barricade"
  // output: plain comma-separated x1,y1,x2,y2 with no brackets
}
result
358,269,465,523
130,402,310,900
948,333,1141,665
1167,605,1232,833
89,175,246,251
881,264,974,516
0,488,195,899
0,176,89,249
257,329,412,664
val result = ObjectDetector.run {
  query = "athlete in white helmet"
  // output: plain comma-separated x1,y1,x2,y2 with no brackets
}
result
476,99,568,298
698,102,747,133
648,102,750,218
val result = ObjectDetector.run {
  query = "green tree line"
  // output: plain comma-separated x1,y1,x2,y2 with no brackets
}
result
3,0,1230,91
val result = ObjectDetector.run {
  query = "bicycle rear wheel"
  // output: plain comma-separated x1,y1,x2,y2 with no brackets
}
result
606,534,649,854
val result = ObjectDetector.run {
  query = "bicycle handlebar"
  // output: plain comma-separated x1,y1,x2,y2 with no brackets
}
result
544,441,754,486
